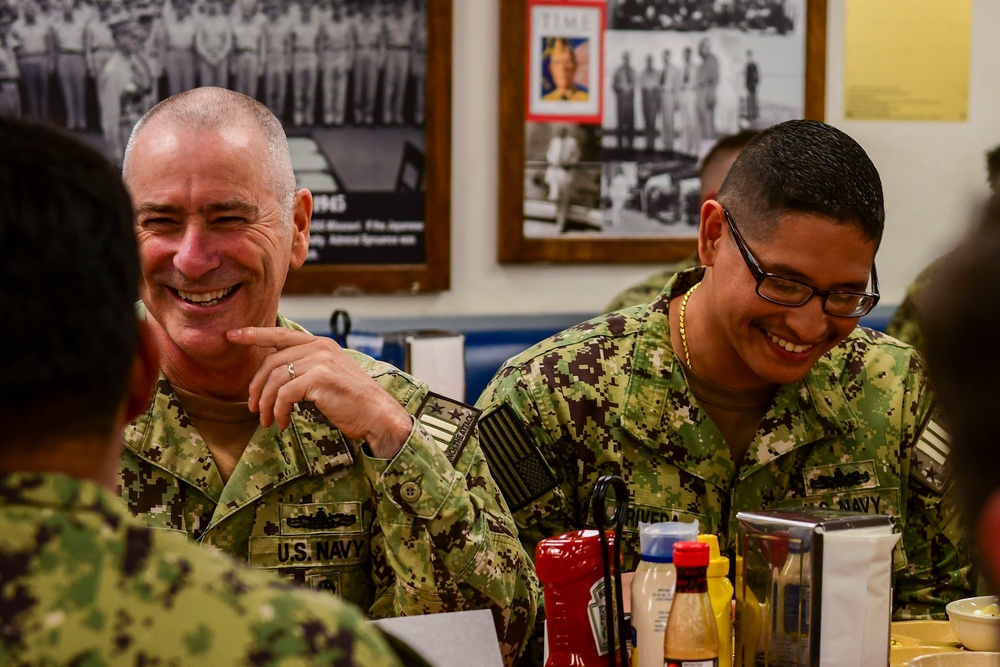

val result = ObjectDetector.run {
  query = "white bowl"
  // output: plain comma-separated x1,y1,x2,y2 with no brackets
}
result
908,653,1000,667
946,596,1000,652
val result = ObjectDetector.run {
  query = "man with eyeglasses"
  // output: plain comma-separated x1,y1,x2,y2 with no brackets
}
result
475,119,972,622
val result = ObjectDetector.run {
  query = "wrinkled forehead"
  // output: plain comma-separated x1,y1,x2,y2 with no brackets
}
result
128,120,262,172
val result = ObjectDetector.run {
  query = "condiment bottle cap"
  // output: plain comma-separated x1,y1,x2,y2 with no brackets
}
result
673,541,709,568
697,533,730,577
639,520,700,563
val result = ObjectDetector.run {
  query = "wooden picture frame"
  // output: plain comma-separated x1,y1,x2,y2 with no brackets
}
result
498,0,827,264
284,0,452,293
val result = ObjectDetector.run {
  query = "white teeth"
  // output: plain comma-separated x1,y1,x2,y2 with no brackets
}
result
766,331,812,354
177,286,235,306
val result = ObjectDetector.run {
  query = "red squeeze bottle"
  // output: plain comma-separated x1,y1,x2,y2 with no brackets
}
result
536,529,620,667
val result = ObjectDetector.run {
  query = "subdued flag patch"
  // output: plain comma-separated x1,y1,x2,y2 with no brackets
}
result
478,403,557,512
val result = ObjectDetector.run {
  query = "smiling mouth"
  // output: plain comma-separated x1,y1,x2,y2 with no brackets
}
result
766,331,814,354
173,286,238,306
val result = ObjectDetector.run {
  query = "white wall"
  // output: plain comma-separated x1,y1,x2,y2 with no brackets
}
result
279,0,1000,326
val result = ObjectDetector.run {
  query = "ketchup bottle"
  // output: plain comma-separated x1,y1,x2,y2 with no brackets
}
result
536,529,619,667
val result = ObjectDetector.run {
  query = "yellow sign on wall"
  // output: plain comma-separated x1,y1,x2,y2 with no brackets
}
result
844,0,972,121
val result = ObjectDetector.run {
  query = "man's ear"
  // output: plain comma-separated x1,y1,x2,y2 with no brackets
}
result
289,188,313,269
125,320,159,423
698,199,726,267
977,489,1000,592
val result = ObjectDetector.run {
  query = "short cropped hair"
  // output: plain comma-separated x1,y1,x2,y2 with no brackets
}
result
0,117,140,444
123,87,296,214
718,119,884,246
922,196,1000,529
700,129,759,180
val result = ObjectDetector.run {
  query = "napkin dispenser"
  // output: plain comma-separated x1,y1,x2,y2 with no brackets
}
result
735,508,901,666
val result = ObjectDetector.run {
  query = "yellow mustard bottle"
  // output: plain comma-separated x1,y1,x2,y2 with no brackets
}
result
733,555,762,667
698,535,734,667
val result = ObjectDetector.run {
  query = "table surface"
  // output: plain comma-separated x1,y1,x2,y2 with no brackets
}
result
891,621,964,666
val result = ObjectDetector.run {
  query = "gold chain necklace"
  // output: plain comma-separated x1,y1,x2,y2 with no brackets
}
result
679,282,700,369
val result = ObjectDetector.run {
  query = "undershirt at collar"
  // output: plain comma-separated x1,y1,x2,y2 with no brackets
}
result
171,384,260,484
679,360,776,467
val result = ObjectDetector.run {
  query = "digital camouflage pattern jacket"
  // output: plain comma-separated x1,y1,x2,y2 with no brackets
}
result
602,254,699,313
477,268,972,620
119,315,538,667
0,471,405,666
885,256,947,354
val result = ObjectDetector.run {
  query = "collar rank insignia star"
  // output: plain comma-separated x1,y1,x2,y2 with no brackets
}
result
416,392,481,465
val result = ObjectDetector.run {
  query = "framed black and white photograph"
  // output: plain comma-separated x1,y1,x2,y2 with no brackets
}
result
523,121,603,236
0,0,451,293
600,1,809,235
499,0,826,263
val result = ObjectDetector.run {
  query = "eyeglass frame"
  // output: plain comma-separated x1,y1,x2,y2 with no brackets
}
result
721,205,880,318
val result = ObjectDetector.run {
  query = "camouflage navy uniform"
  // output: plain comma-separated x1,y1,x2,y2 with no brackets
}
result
119,315,538,667
477,268,972,620
602,253,699,313
885,256,946,353
0,471,405,665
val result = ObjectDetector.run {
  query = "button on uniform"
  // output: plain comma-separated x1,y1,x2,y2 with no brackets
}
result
400,481,421,503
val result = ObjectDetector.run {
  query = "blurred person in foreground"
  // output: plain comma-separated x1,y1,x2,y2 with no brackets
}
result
886,143,1000,351
923,195,1000,593
477,120,972,621
117,86,536,667
0,115,409,666
603,129,759,313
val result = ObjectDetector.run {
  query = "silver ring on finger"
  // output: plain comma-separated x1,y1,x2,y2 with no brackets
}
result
287,362,296,380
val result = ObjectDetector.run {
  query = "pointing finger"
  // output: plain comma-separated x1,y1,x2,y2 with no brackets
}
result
227,326,319,349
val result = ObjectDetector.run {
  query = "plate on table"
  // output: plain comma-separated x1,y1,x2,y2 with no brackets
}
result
891,621,965,667
891,646,963,667
908,653,1000,666
893,621,962,648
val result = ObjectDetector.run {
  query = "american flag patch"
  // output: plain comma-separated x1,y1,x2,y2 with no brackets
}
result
478,403,557,512
416,392,480,465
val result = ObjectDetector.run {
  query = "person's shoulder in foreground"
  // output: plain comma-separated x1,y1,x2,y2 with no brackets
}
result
477,118,973,619
0,115,406,666
923,194,1000,595
118,86,537,666
1,472,404,665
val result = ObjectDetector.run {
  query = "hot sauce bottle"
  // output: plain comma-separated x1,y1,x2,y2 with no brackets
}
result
662,541,719,667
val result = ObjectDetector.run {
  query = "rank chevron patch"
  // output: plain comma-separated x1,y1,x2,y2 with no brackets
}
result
415,392,481,465
911,418,951,494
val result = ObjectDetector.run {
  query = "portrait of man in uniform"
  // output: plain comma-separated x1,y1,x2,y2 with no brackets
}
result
540,36,588,102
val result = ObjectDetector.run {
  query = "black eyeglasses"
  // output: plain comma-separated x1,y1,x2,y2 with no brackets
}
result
722,206,880,318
